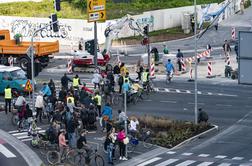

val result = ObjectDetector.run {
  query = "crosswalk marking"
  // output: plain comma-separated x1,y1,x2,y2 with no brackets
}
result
167,151,176,154
186,90,191,93
197,162,213,166
137,157,162,166
0,144,16,158
182,152,193,156
232,157,244,160
175,160,196,166
217,163,231,166
198,154,210,157
198,91,202,94
215,155,227,159
176,89,181,93
165,89,170,92
155,159,179,166
8,128,45,142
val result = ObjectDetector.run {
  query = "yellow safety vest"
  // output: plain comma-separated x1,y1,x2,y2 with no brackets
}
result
73,78,79,87
94,95,101,106
4,88,12,99
67,96,75,104
123,76,129,83
142,72,148,82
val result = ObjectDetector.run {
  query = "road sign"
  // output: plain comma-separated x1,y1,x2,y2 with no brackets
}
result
24,80,33,92
88,11,106,22
26,46,34,59
87,0,105,13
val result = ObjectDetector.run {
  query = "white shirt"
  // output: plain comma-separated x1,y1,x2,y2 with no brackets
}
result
15,96,26,106
129,120,139,131
35,95,44,108
92,73,102,84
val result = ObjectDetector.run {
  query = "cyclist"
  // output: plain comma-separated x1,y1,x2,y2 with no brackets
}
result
58,129,68,163
77,129,93,165
40,83,52,97
165,59,175,82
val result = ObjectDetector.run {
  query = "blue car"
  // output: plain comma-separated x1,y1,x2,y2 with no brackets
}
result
0,65,35,94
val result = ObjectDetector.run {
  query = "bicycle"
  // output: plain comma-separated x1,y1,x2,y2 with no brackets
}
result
46,146,75,165
72,148,104,166
127,129,153,153
11,110,19,126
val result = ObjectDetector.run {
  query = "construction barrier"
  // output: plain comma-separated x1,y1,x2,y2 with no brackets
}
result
231,27,236,40
117,55,121,66
185,49,211,63
150,62,155,76
181,59,186,72
206,61,213,78
226,56,231,66
8,56,13,66
67,59,73,74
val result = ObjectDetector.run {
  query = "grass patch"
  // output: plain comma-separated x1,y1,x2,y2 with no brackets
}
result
0,0,223,19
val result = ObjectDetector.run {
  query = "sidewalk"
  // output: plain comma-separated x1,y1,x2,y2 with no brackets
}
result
0,129,43,166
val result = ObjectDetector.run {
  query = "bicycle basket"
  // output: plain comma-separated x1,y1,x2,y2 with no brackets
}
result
130,138,139,145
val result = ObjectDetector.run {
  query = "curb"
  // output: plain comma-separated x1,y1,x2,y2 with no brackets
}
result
0,129,43,166
116,124,219,166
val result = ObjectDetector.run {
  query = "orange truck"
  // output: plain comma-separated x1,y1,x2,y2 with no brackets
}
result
0,29,59,70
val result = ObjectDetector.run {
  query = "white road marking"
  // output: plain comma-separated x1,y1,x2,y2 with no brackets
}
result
165,89,170,92
216,104,232,107
160,100,177,103
232,157,244,160
8,128,42,134
197,162,213,166
198,154,210,157
181,152,193,156
176,89,181,93
207,92,213,95
175,160,196,166
154,88,159,91
166,151,176,154
0,144,16,158
197,91,202,94
155,159,179,166
186,90,191,94
188,102,205,105
216,163,231,166
137,157,162,166
215,155,227,159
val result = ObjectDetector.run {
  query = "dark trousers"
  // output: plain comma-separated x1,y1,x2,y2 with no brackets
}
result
5,99,11,114
97,105,101,117
36,107,43,122
119,141,126,157
177,59,182,71
119,85,123,94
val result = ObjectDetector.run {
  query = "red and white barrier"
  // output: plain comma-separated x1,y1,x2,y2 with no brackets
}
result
207,61,212,78
231,27,236,40
67,59,73,74
226,56,231,66
8,56,13,66
117,55,121,66
150,62,155,76
186,49,211,63
181,59,186,71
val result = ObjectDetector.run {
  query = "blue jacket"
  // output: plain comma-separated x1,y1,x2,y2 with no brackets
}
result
102,105,112,120
166,62,174,73
41,85,52,96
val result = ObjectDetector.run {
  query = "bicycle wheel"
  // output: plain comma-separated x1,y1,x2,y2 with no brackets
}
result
95,155,105,166
46,150,60,165
143,136,153,148
11,114,18,126
74,153,85,166
66,149,77,165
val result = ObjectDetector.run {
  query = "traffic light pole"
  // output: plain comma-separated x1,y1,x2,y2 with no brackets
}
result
30,21,58,114
94,21,98,68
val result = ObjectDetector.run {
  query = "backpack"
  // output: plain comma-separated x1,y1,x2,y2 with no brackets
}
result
88,110,96,124
118,76,123,85
81,109,89,121
103,84,110,94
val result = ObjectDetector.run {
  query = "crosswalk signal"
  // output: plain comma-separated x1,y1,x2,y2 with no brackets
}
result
85,40,95,55
143,25,149,36
54,0,61,12
50,13,59,32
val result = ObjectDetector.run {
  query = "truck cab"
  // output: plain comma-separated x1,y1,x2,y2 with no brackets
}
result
0,65,35,94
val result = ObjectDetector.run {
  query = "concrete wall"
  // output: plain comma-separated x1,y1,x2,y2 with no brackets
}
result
0,1,238,47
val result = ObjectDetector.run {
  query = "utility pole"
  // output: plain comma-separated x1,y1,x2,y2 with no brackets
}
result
144,24,151,72
94,21,98,68
194,0,198,124
124,91,128,158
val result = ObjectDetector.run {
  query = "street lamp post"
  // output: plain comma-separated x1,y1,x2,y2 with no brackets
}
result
124,91,128,158
194,0,198,124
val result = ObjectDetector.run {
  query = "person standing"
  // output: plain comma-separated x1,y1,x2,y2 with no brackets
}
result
163,45,169,54
240,0,245,14
58,129,68,163
106,127,117,165
72,74,81,89
48,79,56,94
117,128,127,160
223,40,231,62
67,117,77,149
35,92,44,123
176,49,184,71
136,61,144,81
61,73,72,90
4,85,12,114
92,70,102,90
93,91,102,117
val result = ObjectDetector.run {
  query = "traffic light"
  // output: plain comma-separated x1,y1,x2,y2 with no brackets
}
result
143,25,149,36
54,0,61,12
50,13,59,32
85,40,95,55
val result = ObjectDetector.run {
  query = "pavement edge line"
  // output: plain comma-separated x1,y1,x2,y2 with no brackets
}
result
0,129,43,166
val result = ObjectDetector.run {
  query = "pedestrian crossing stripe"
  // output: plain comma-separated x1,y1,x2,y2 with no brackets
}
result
0,144,16,158
8,128,45,142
